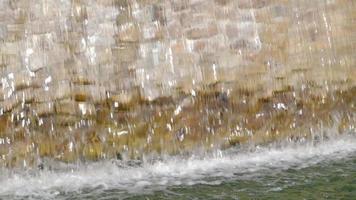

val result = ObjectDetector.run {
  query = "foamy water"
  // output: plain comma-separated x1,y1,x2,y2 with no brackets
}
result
1,134,356,199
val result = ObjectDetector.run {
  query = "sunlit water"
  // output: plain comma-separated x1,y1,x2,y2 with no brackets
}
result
1,133,355,200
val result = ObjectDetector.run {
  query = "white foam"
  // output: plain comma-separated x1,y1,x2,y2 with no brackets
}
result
1,134,356,198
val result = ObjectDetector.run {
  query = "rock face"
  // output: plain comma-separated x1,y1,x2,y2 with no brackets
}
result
0,0,355,168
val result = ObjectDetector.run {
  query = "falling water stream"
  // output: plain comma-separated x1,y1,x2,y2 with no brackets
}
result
0,0,355,199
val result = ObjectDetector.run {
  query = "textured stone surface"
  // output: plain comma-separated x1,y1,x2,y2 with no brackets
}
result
0,0,355,168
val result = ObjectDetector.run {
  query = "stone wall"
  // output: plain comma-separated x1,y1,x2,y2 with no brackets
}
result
0,0,355,168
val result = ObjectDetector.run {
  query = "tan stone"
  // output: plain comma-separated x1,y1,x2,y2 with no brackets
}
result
185,23,218,40
117,23,140,42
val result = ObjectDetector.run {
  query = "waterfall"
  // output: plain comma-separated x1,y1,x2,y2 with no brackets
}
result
0,0,355,169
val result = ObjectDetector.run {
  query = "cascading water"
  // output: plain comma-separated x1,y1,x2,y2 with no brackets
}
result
0,0,355,199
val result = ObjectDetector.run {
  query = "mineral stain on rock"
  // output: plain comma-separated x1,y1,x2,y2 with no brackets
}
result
0,0,355,168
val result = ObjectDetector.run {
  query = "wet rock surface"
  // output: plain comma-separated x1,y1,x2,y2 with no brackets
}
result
0,0,355,168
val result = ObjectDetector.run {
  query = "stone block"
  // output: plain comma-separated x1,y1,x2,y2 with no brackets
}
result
185,23,218,40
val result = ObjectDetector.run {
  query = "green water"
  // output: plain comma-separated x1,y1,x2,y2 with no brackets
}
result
127,157,356,200
68,155,356,200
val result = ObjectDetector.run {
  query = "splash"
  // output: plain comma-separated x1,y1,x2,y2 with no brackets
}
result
0,133,355,199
